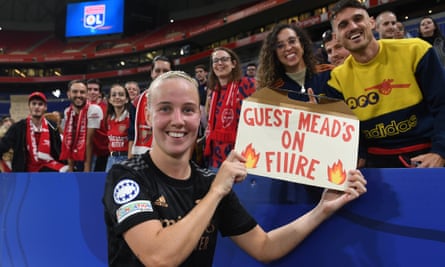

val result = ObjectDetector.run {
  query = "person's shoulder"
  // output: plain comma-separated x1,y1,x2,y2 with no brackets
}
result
315,63,335,73
240,76,256,86
88,103,102,112
45,119,58,129
0,119,24,138
330,60,350,76
380,38,431,50
383,38,433,63
7,119,26,130
135,90,149,109
87,103,103,118
99,101,107,109
15,119,27,125
63,106,70,116
106,155,151,186
118,154,150,172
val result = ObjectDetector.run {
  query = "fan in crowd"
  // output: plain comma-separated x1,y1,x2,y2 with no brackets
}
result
0,92,67,172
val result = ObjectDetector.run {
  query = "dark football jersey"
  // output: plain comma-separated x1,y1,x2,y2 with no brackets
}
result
103,153,257,267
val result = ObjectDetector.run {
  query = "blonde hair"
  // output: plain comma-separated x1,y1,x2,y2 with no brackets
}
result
147,71,199,110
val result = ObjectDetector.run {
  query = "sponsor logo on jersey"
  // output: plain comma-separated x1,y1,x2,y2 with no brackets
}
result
154,195,168,207
116,200,152,223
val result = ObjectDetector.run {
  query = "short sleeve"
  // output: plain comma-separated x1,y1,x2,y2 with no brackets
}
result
218,190,257,237
87,104,103,129
103,165,159,235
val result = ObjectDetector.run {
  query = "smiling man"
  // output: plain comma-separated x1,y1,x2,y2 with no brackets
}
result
375,11,398,39
327,0,445,168
322,29,350,66
60,80,103,171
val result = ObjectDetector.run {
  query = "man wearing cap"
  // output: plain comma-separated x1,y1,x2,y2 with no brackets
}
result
0,91,67,172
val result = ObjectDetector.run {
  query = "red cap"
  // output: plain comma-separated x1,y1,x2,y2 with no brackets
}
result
28,91,47,103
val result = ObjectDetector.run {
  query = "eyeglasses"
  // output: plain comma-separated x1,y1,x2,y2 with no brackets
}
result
212,56,231,64
275,37,298,50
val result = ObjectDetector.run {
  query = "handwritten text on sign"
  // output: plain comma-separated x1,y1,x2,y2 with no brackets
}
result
235,101,359,191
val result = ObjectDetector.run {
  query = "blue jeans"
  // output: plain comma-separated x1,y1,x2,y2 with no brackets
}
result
106,155,128,172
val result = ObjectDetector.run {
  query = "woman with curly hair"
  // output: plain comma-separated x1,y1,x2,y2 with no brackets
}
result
256,23,333,202
204,47,256,170
257,23,333,101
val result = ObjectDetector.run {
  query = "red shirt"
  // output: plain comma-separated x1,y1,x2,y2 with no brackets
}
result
107,111,130,152
207,77,256,168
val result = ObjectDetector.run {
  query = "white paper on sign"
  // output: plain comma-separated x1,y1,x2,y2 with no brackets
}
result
234,99,359,191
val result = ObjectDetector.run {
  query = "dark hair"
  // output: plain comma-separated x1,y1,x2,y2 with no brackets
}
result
194,64,207,72
322,30,333,46
152,55,172,67
150,55,173,78
246,62,257,68
86,78,102,92
1,115,12,123
330,0,367,22
207,47,242,90
418,16,444,39
105,83,132,128
67,79,87,91
257,23,317,88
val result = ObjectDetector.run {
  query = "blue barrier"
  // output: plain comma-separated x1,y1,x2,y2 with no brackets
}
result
1,169,444,266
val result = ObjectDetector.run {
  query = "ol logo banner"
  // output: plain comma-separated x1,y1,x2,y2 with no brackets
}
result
84,4,105,29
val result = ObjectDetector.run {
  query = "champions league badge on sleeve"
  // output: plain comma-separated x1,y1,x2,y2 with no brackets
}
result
114,179,140,204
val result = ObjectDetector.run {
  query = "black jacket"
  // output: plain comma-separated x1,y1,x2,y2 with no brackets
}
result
0,118,63,172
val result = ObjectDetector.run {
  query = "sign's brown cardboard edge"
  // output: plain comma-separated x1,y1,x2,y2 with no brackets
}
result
246,87,357,119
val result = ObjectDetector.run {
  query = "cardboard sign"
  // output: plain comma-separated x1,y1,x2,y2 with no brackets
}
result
234,88,359,191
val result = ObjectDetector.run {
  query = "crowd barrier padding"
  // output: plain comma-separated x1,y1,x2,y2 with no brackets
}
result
1,168,444,266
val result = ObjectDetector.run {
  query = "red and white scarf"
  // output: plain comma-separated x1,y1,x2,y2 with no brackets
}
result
26,116,66,172
132,90,152,154
60,104,89,161
204,81,239,156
